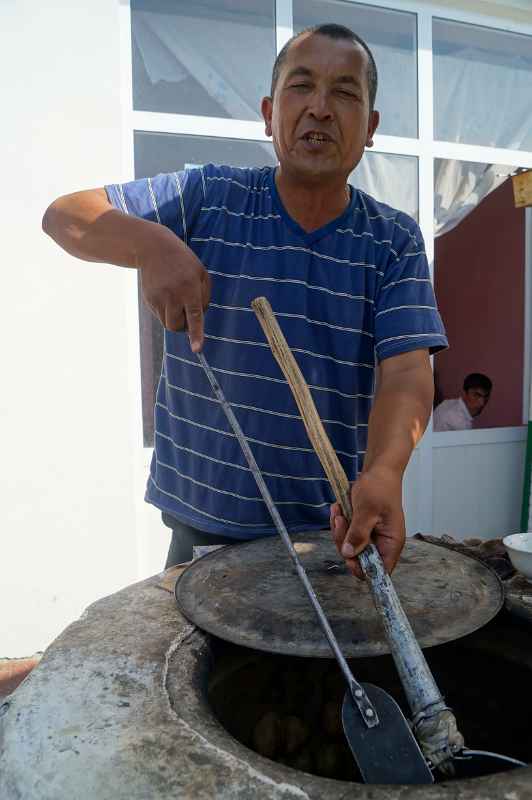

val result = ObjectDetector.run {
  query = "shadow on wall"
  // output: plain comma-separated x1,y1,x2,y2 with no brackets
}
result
434,179,525,429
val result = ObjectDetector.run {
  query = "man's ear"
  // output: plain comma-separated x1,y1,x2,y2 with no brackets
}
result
366,110,380,148
261,96,273,137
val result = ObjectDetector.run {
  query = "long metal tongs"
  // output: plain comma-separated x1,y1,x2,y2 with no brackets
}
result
196,350,433,784
250,296,465,774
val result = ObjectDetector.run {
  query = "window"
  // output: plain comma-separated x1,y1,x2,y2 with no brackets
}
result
131,0,276,121
350,152,418,221
433,18,532,150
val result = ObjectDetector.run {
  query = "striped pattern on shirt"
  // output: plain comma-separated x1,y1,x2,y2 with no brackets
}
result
105,164,447,538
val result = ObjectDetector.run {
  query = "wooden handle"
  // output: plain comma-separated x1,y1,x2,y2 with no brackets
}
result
252,296,352,520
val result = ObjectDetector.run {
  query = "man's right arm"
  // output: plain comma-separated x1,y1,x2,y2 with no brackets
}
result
42,188,211,351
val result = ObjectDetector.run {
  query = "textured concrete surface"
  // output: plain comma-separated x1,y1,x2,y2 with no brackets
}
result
1,572,532,799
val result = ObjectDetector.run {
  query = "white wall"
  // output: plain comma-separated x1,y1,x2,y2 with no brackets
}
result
0,1,166,658
402,449,422,536
432,431,527,540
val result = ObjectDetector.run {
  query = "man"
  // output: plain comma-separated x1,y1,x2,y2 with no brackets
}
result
433,373,492,432
42,24,447,577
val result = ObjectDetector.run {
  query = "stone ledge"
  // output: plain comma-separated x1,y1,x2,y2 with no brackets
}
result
1,570,532,799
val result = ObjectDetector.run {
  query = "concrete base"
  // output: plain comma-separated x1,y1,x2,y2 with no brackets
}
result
1,572,532,799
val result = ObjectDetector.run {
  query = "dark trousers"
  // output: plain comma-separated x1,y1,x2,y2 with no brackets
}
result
162,513,245,568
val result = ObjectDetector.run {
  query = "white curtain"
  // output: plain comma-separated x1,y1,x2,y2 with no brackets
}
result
434,161,511,237
432,29,532,236
133,10,269,121
434,45,532,152
351,153,418,221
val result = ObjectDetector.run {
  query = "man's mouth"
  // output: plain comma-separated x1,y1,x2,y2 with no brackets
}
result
301,131,333,144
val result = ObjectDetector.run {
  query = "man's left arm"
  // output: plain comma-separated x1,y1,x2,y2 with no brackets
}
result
331,348,434,576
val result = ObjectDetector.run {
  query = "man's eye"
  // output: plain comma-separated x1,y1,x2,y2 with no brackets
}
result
290,83,311,90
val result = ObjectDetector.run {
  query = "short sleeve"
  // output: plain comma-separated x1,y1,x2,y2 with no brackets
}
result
105,168,205,245
374,217,448,362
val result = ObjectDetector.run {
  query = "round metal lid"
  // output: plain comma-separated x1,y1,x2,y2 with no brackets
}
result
175,531,504,657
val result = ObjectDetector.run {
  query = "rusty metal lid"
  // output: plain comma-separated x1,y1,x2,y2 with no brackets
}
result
175,531,504,657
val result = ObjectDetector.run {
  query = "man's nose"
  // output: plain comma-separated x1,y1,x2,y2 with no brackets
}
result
308,89,333,119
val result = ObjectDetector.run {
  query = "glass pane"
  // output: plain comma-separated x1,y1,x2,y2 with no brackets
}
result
134,132,278,445
433,160,525,430
131,0,275,121
434,19,532,151
293,0,418,138
350,152,418,220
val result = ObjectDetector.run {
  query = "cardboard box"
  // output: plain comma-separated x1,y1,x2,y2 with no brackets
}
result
512,170,532,208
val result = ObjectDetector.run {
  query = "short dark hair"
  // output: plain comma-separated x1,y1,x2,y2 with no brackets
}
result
463,373,492,394
270,24,378,111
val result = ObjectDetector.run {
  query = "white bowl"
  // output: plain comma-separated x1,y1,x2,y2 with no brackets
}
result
503,533,532,580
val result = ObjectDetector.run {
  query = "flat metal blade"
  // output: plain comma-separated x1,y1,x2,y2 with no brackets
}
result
342,683,434,785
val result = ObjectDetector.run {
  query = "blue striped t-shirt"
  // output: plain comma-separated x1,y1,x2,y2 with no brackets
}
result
106,164,447,539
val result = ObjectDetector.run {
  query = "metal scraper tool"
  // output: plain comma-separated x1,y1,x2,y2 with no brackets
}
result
196,349,433,785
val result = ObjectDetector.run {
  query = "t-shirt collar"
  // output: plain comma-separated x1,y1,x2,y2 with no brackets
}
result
268,167,358,245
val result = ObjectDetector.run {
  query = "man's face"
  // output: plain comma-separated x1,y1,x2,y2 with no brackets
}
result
261,33,379,185
462,387,490,417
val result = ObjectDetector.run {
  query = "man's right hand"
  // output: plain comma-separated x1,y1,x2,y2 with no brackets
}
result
42,188,211,352
139,231,211,352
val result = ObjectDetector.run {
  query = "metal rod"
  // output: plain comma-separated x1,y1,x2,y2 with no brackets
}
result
358,544,447,719
196,350,379,728
458,750,527,768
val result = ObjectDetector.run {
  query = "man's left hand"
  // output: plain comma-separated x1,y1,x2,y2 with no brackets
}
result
329,465,405,577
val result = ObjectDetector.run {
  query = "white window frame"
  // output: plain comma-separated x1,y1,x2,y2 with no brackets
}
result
118,0,532,531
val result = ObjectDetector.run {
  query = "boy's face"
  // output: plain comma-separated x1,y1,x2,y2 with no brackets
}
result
462,387,490,417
